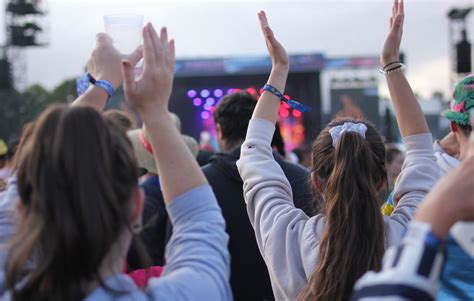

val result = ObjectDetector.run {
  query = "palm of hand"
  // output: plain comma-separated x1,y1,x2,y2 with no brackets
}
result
381,0,404,65
258,11,289,67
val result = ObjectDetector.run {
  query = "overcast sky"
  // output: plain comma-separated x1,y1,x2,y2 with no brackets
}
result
1,0,473,98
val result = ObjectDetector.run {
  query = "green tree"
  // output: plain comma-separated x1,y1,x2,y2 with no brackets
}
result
0,78,77,142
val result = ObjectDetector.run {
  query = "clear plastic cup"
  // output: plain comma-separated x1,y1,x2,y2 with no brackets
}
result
104,14,143,54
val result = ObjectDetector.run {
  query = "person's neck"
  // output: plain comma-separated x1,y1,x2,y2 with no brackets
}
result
221,139,244,152
459,141,470,161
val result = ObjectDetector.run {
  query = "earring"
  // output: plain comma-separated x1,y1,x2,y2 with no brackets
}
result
132,222,142,234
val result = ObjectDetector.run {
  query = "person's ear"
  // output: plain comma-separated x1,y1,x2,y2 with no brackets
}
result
450,122,458,133
216,123,224,141
376,175,387,193
131,187,145,226
311,171,322,194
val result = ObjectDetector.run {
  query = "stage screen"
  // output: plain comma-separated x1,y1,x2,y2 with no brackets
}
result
329,77,380,129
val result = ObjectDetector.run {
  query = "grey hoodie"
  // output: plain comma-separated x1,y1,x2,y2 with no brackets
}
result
237,119,440,300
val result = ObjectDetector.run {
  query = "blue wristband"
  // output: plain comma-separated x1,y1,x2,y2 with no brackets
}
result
75,73,115,100
262,84,311,113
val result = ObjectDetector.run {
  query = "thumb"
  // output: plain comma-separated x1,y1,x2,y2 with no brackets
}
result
121,60,136,93
125,45,143,67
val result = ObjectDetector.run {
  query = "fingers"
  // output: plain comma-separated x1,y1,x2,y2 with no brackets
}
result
392,0,397,18
125,45,144,66
141,23,173,73
264,26,276,43
148,23,163,63
398,0,404,16
142,24,157,67
160,27,168,50
96,33,113,46
167,39,176,73
258,11,270,36
121,60,136,93
393,13,404,30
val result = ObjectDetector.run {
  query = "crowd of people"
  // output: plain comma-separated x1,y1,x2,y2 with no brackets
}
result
0,0,473,300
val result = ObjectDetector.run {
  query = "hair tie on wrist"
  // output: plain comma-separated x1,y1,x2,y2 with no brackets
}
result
379,63,406,75
382,60,401,70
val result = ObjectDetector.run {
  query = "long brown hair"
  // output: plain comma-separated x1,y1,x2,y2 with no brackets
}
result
299,118,386,301
6,105,140,301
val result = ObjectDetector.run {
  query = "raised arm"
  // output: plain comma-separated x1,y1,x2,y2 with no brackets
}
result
72,34,142,111
122,24,207,203
381,0,439,241
381,0,429,137
237,13,316,299
122,24,231,300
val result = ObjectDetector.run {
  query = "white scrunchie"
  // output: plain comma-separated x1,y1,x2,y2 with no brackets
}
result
329,122,368,147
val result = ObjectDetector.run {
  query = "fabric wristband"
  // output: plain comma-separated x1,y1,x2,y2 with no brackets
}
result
262,84,311,113
76,73,115,100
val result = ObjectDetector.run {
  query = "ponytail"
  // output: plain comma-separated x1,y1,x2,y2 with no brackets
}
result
300,118,386,301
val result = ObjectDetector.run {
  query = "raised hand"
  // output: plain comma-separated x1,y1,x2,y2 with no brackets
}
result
258,11,289,69
87,33,142,89
381,0,404,66
439,132,461,158
121,24,175,114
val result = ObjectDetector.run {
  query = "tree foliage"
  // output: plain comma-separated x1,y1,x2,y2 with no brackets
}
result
0,78,76,142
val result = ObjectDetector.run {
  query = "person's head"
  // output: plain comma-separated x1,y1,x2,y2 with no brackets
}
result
103,109,134,132
6,105,145,301
299,117,386,301
385,146,405,180
127,112,198,175
444,74,474,159
213,92,257,152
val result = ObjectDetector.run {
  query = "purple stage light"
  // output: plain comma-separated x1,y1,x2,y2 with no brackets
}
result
226,88,234,95
204,103,213,111
200,89,210,98
187,90,197,98
201,111,210,120
193,98,202,106
206,98,215,105
214,89,224,98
